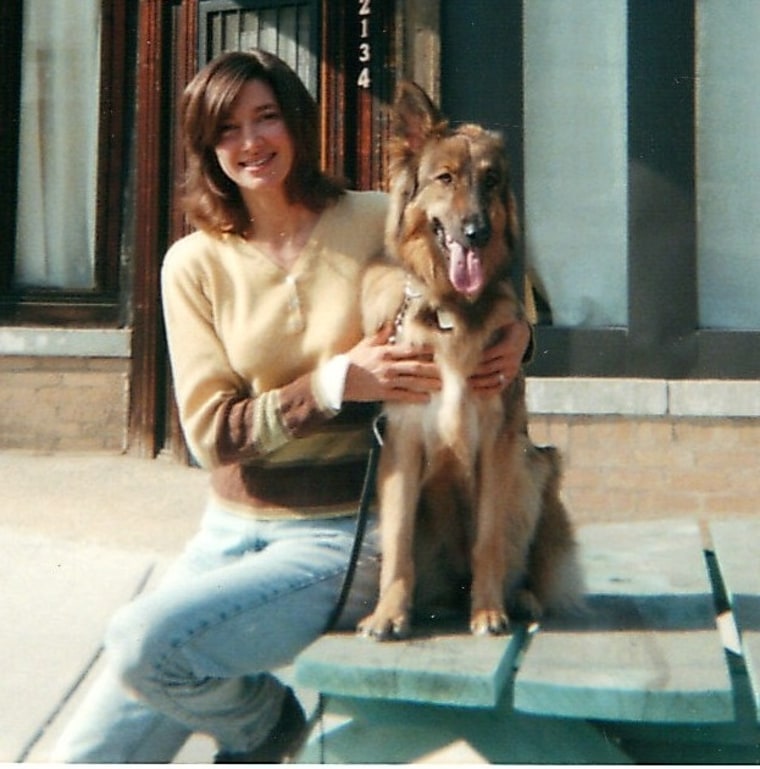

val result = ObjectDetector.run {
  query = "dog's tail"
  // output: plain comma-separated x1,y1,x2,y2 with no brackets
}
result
527,446,586,615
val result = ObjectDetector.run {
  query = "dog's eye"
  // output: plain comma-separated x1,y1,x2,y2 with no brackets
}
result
435,171,454,186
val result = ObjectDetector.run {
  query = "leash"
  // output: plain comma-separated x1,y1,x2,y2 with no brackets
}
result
322,413,385,634
316,414,384,763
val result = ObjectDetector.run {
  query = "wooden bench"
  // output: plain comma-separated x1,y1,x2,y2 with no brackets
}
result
293,518,760,763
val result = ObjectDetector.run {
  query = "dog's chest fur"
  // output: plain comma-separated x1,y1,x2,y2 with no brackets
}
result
384,276,517,477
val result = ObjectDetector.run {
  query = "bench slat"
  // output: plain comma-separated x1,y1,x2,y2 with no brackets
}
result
296,625,523,708
710,519,760,722
513,518,734,723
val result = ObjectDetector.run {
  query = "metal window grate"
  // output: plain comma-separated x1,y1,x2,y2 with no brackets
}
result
199,0,318,96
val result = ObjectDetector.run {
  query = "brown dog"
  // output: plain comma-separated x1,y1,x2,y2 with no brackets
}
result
357,82,583,640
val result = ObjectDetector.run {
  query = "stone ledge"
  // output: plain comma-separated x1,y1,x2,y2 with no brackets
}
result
668,380,760,418
527,377,760,419
526,377,667,416
0,333,756,419
0,327,130,358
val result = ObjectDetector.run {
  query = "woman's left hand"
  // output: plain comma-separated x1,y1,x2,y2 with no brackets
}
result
469,319,531,396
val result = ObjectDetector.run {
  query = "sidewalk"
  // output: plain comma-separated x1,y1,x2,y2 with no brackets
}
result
0,451,215,763
0,451,505,765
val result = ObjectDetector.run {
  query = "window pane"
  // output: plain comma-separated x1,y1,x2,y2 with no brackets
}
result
203,2,316,96
523,0,628,327
696,0,760,330
14,0,101,290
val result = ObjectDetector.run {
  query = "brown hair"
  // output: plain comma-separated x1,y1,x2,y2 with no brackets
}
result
181,50,345,236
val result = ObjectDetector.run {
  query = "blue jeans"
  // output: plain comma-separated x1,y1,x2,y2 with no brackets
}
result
52,499,379,762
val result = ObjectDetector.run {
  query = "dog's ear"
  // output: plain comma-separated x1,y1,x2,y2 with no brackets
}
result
505,188,520,252
391,81,447,153
386,83,448,253
487,130,520,252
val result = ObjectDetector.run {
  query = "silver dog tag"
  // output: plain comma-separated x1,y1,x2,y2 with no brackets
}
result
436,308,455,330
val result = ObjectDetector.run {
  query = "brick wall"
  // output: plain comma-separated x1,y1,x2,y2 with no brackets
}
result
527,378,760,527
530,416,760,526
0,356,130,452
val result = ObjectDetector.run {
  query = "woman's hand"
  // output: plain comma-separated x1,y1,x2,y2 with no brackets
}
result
343,324,441,404
469,319,532,396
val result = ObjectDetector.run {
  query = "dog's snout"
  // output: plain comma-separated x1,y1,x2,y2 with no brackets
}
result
463,216,491,248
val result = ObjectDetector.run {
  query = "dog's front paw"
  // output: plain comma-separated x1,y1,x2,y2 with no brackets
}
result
470,608,510,636
357,610,411,641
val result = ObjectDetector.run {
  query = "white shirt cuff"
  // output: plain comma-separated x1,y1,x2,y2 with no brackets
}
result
316,354,350,411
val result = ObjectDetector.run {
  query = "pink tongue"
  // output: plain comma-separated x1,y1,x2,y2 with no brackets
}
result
447,237,484,296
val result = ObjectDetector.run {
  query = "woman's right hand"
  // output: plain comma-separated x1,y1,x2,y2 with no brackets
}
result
343,324,441,404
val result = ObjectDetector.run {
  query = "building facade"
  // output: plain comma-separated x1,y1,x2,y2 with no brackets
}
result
1,1,758,521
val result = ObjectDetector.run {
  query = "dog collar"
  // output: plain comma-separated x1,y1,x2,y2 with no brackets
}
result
389,277,423,344
390,275,457,342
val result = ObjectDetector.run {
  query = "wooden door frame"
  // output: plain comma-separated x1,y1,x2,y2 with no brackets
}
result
128,0,198,458
320,0,396,190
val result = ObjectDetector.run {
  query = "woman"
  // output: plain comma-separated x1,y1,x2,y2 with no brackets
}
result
53,50,530,763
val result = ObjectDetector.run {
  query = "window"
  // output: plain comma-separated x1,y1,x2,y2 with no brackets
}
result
0,0,131,325
198,0,318,94
695,0,760,331
523,1,629,329
441,0,760,379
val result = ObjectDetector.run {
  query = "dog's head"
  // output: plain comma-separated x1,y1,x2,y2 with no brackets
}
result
386,82,519,303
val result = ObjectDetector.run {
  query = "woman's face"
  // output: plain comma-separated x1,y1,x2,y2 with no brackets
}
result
214,78,295,197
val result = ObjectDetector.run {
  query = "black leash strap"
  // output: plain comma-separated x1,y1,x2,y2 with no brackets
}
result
316,416,384,763
322,414,384,634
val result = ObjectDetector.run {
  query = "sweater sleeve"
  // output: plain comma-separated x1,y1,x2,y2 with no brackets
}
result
161,239,337,470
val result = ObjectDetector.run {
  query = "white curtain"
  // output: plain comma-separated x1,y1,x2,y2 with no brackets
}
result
14,0,101,290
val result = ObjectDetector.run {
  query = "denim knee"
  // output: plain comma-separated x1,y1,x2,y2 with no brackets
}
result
103,597,177,698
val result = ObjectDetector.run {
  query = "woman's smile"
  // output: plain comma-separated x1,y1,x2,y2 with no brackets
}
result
238,152,276,173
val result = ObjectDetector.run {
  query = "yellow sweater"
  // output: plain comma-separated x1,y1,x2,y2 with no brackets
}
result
161,190,388,518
